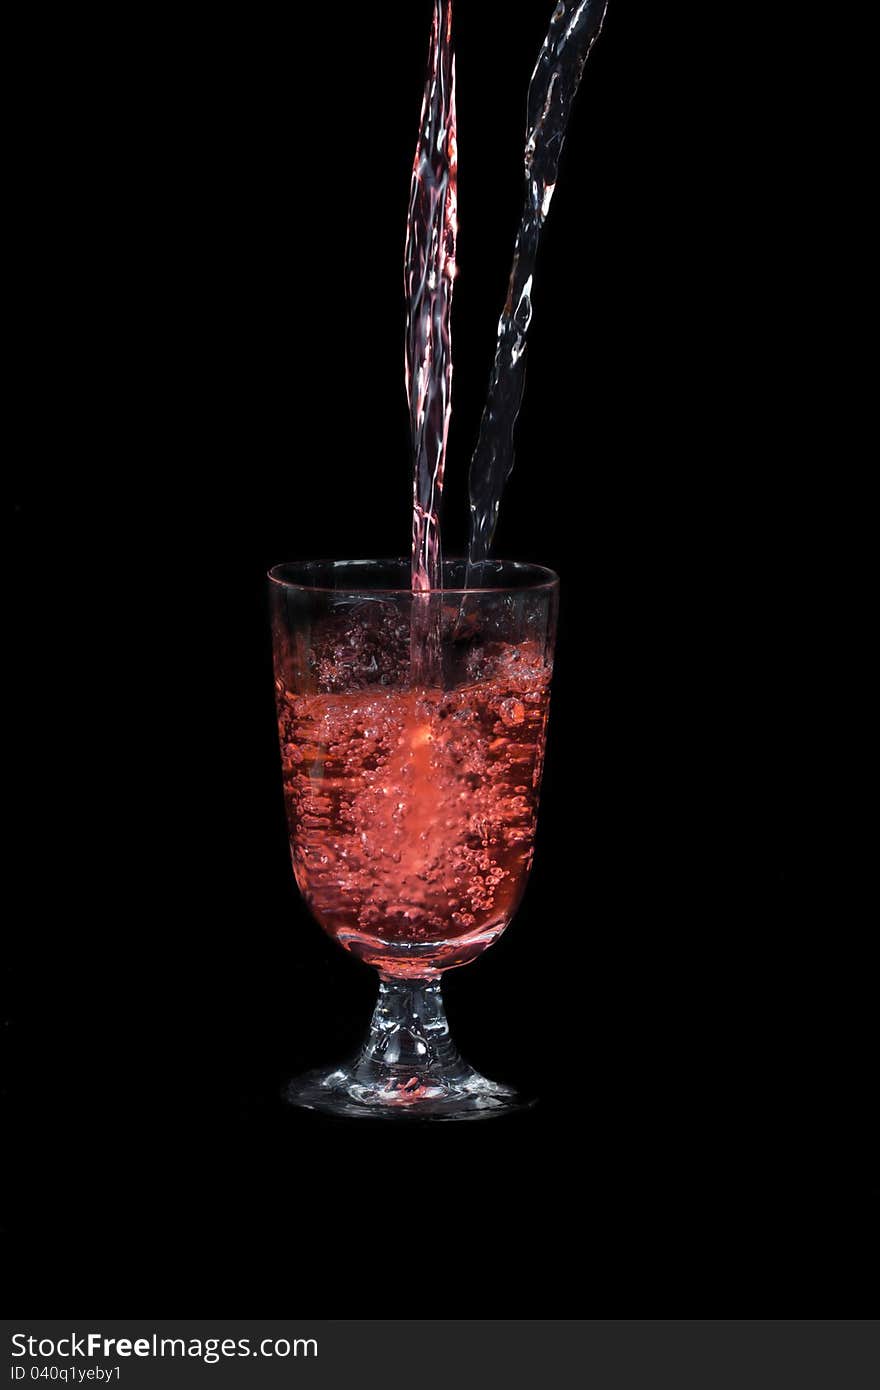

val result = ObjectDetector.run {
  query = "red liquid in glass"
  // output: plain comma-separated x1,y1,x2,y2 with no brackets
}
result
276,641,550,975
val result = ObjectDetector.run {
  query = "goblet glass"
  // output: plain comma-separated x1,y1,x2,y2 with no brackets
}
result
269,558,558,1119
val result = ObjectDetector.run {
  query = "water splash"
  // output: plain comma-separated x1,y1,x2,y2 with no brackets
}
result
467,0,608,569
405,0,458,597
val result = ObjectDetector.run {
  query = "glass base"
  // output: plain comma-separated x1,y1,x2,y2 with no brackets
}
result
285,1059,532,1121
283,977,533,1121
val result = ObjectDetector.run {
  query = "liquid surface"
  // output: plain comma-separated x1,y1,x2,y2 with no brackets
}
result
276,638,551,974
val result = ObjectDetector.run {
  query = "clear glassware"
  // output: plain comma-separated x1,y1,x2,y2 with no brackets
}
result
269,558,558,1119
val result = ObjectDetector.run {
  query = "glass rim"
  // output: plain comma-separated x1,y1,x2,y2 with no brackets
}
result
267,557,559,596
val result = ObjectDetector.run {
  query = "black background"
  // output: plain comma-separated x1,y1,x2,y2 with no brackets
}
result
5,2,875,1311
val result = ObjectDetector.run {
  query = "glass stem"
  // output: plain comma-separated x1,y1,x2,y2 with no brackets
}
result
358,977,463,1083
